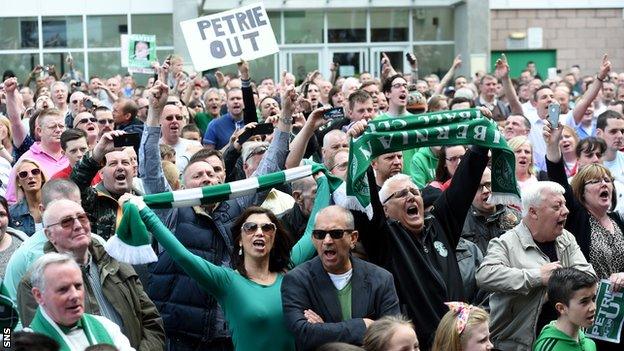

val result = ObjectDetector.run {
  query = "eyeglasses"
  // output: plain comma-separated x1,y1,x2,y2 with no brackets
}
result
164,115,184,122
46,212,90,229
97,119,115,125
312,229,353,240
445,155,464,163
76,117,97,125
392,83,408,89
242,222,276,234
585,177,614,186
18,168,41,179
478,182,492,192
383,187,420,204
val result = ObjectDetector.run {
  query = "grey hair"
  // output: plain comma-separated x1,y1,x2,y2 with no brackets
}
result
315,205,355,229
379,173,414,203
322,129,347,149
29,252,80,291
41,179,80,207
42,198,81,227
521,181,565,217
291,176,316,193
341,77,361,95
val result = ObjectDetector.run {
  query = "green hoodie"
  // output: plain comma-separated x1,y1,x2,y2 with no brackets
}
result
533,321,597,351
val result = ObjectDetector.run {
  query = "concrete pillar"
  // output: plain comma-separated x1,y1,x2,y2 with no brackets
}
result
172,0,199,70
454,0,490,78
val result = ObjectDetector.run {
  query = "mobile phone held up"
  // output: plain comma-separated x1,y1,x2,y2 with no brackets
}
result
547,103,560,127
406,53,416,65
323,107,345,120
237,123,274,145
113,132,141,148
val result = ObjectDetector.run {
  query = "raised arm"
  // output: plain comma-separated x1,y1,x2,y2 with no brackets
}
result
3,78,28,148
285,107,329,169
434,55,461,95
494,54,523,116
239,60,258,125
133,199,231,297
572,54,611,125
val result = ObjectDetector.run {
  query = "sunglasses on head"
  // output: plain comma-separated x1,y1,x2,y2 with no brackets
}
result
46,212,90,229
311,229,352,240
164,115,184,122
18,168,41,179
242,222,276,233
77,117,97,125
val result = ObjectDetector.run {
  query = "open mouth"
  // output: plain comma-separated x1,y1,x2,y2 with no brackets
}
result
27,181,37,187
600,190,610,200
252,239,265,249
556,219,566,227
114,173,126,181
518,159,528,166
67,305,82,313
399,94,407,101
86,125,96,131
323,249,336,260
406,205,419,216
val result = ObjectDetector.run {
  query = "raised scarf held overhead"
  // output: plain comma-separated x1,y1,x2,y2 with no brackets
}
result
346,108,520,209
106,163,342,265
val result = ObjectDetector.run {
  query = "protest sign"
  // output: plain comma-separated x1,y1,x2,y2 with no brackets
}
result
180,3,279,71
588,279,624,343
127,34,157,74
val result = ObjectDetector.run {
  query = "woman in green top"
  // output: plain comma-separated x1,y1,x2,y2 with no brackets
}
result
127,182,324,351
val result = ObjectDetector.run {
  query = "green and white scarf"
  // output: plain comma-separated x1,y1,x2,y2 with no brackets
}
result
106,163,342,264
0,280,18,330
29,307,114,351
346,108,520,209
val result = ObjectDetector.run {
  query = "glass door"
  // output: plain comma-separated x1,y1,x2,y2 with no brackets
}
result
370,47,409,79
280,50,321,84
328,49,367,78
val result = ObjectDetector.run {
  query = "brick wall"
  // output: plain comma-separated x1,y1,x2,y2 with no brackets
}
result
491,8,624,73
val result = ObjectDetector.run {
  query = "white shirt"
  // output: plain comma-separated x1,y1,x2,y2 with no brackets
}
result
161,137,202,172
328,269,353,290
604,151,624,184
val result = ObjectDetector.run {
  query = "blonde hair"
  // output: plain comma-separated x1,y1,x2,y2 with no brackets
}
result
14,159,47,200
162,160,181,190
0,116,13,145
431,305,490,351
363,315,415,351
507,135,535,176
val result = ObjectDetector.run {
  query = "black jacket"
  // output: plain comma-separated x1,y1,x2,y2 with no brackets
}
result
355,146,489,349
281,256,400,351
278,204,308,241
461,204,521,254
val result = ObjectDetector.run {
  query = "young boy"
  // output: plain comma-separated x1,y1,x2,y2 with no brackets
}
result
533,267,598,351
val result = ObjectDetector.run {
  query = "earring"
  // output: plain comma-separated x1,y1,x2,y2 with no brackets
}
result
238,247,242,256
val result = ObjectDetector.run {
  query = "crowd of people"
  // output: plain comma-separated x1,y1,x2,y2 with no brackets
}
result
0,48,623,351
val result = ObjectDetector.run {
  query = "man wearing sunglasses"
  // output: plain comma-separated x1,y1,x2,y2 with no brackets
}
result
112,98,144,134
94,106,115,138
282,205,400,350
16,199,165,350
159,103,200,172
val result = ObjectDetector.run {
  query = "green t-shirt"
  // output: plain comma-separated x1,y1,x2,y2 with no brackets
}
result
533,321,597,351
336,281,353,321
410,147,439,188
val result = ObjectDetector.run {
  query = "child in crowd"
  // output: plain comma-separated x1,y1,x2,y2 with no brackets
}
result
431,302,493,351
533,267,598,351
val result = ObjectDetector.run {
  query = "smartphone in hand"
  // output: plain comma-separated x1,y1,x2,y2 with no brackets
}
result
548,103,561,127
237,123,274,144
113,133,141,148
323,107,345,120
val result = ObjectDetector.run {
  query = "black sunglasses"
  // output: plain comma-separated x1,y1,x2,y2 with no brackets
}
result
164,115,184,122
312,229,353,240
77,117,97,125
242,222,276,233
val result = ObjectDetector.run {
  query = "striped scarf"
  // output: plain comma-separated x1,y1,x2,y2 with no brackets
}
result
106,163,342,264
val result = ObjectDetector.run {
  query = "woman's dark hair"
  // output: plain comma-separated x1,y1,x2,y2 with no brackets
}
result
434,145,467,182
328,87,341,107
231,206,293,278
0,195,10,223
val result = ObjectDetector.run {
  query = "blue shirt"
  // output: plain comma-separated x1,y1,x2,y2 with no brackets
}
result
203,113,244,149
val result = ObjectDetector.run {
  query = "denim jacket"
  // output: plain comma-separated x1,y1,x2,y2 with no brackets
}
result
9,199,35,236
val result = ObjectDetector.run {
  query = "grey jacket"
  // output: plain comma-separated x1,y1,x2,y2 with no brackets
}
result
476,221,595,350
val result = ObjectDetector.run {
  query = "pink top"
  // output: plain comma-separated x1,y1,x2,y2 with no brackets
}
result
6,142,69,204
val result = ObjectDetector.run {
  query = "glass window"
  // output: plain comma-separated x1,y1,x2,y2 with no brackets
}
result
88,51,127,78
327,10,366,43
332,52,362,76
42,16,83,48
43,52,85,82
412,44,454,77
0,53,39,81
267,12,281,44
249,54,276,83
412,8,454,41
87,15,127,48
131,14,173,46
0,17,38,50
290,52,319,83
284,11,323,44
371,9,408,42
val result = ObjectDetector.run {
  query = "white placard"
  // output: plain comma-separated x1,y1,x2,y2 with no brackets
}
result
180,3,279,71
527,27,543,49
